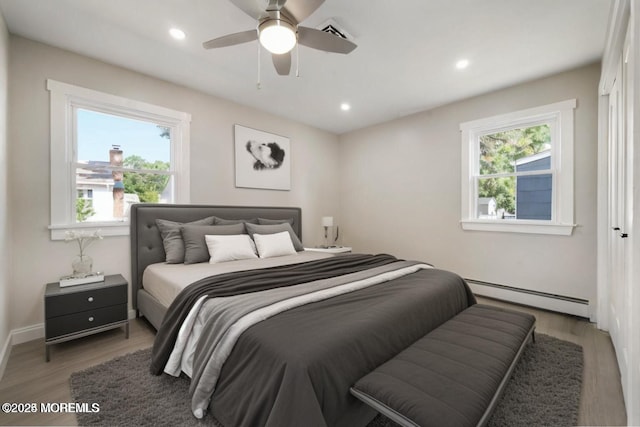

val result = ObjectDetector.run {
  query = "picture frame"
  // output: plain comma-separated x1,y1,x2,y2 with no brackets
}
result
234,124,291,191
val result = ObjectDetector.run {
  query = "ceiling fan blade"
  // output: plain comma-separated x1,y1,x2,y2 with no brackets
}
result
298,26,357,54
202,30,257,49
229,0,270,19
283,0,325,23
272,52,292,75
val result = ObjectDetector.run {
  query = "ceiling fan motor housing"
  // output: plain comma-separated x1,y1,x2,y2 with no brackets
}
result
258,11,297,54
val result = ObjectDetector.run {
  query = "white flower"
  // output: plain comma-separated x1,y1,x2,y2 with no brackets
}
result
65,229,103,258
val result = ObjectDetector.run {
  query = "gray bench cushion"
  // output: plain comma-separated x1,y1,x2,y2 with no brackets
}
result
351,304,536,427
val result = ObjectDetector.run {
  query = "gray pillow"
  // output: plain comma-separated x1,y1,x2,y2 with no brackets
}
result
181,223,246,264
213,216,259,225
257,217,294,225
245,222,303,251
156,216,215,263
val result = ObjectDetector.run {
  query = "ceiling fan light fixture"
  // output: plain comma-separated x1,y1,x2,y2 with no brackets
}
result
169,28,186,40
259,19,296,54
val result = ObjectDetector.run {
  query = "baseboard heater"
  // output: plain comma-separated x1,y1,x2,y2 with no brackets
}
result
466,278,591,319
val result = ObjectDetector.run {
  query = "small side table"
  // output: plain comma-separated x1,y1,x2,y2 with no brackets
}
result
304,246,353,254
44,274,129,362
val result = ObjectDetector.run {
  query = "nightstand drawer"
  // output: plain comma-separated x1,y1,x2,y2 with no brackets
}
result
45,284,127,318
45,304,127,339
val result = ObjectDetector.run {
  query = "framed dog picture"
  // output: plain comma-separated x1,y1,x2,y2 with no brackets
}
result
234,124,291,190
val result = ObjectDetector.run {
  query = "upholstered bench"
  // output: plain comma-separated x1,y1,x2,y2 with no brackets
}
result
351,304,536,427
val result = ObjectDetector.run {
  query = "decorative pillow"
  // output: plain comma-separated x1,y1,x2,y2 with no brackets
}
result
156,216,215,263
205,234,258,263
213,216,259,225
181,223,246,264
253,231,297,259
257,217,294,225
245,222,303,251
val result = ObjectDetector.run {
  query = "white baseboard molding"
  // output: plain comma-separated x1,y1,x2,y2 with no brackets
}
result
0,324,43,381
0,333,11,381
11,323,44,345
467,279,592,319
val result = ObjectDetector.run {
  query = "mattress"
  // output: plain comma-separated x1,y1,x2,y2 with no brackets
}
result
149,254,476,427
142,250,333,307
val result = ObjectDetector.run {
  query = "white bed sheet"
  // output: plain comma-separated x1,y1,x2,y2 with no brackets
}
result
142,250,334,308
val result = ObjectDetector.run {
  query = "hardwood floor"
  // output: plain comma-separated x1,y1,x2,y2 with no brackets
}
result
0,319,155,426
477,297,627,426
0,298,628,426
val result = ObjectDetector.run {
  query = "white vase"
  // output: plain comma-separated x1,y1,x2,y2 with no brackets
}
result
72,255,93,277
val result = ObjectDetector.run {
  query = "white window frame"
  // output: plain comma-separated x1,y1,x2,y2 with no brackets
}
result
47,79,191,240
460,99,576,236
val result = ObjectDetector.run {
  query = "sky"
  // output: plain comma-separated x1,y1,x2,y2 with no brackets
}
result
76,108,170,164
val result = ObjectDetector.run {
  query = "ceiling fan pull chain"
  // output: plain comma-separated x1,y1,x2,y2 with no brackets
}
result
257,42,262,90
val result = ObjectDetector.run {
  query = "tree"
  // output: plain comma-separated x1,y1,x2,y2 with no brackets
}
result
157,125,170,139
122,155,170,203
76,198,95,222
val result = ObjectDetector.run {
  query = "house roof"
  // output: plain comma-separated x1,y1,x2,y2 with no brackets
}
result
478,197,496,204
516,149,551,166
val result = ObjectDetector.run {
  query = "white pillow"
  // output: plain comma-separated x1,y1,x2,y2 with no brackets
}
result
205,234,258,264
253,231,297,259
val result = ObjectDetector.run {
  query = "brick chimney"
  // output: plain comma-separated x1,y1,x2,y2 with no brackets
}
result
110,145,124,218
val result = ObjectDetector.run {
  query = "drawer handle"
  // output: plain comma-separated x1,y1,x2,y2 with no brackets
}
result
87,297,94,302
88,316,94,322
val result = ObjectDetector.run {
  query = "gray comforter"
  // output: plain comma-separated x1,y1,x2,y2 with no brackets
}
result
151,254,475,427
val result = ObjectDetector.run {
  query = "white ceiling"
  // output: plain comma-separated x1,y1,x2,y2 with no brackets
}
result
0,0,611,134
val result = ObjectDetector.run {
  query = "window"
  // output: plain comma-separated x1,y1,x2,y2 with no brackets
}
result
460,99,576,235
48,80,191,239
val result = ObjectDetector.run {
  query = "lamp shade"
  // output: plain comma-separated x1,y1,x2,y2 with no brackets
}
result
322,216,334,227
259,19,296,54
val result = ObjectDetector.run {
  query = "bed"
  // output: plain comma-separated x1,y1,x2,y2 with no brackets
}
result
130,204,476,427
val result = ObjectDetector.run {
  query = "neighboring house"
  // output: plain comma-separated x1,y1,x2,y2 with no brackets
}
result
477,197,496,218
76,161,141,221
515,150,552,220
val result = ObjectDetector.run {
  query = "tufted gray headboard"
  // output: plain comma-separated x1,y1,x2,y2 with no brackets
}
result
130,203,302,310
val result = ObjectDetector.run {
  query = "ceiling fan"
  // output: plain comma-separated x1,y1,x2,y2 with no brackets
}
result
202,0,357,76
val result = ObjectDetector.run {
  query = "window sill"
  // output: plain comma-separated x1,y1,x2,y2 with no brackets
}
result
460,219,575,236
49,222,130,240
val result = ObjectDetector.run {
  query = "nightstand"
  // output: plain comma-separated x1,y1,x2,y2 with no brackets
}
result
304,246,352,254
44,274,129,361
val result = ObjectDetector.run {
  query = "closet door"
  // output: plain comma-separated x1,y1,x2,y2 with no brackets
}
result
607,62,629,392
621,16,638,419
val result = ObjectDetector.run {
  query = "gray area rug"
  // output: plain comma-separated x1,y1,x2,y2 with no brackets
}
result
70,333,582,427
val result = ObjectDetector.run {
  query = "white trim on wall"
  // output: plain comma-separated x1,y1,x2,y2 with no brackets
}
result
0,332,10,381
47,79,191,240
468,280,591,319
460,99,577,235
0,323,43,380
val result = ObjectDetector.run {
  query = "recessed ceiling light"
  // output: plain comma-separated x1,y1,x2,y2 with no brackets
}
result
456,59,470,70
169,28,186,40
340,103,351,111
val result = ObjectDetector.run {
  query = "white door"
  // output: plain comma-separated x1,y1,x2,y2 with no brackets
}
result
607,63,629,394
622,17,638,421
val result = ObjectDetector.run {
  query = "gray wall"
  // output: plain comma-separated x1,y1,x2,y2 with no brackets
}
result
0,10,10,366
7,36,341,330
339,63,600,306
